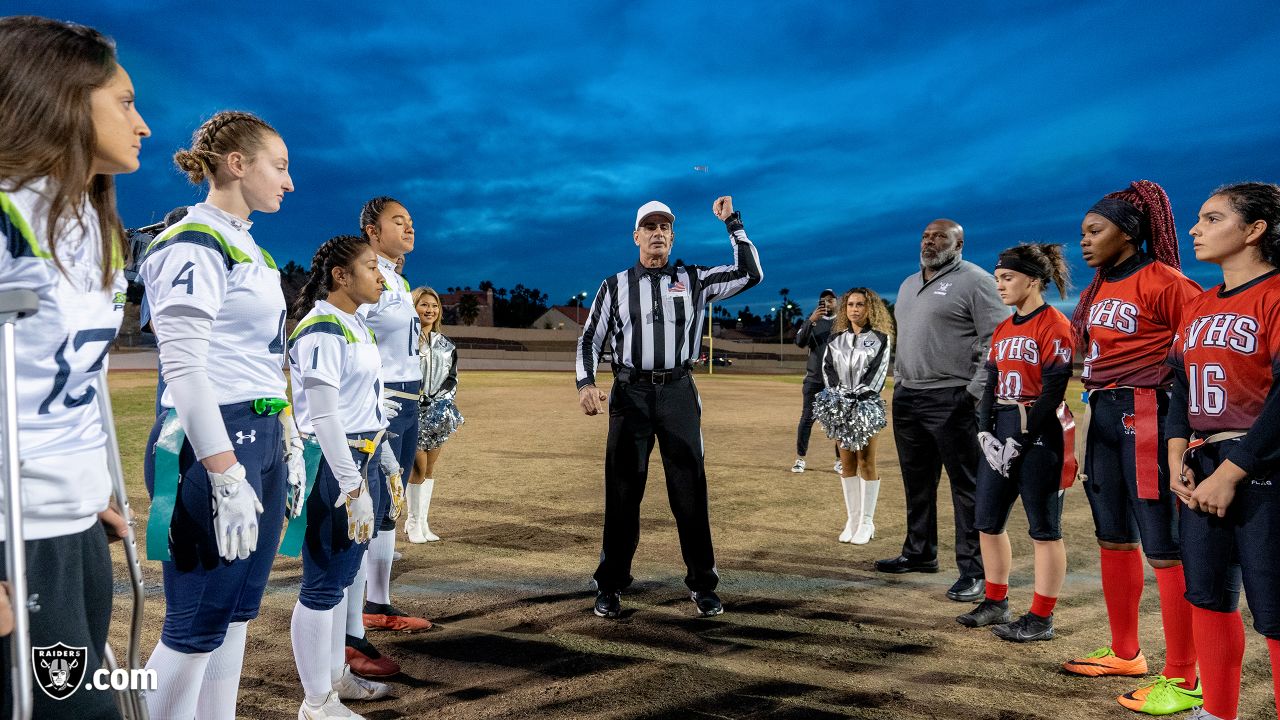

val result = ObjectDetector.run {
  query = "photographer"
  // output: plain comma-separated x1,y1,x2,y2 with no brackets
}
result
792,289,839,473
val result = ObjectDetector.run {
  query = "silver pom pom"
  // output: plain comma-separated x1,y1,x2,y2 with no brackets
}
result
812,387,886,451
418,398,465,450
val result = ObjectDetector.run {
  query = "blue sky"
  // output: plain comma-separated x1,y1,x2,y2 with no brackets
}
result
20,1,1280,315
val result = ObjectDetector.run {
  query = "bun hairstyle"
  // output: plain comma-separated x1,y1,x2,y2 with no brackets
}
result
292,235,371,318
1070,179,1180,347
994,243,1071,299
1212,182,1280,268
832,286,895,339
359,195,403,240
0,15,124,287
173,110,277,185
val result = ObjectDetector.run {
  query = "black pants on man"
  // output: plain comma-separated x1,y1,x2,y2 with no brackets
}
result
593,374,719,593
796,380,824,457
892,384,984,579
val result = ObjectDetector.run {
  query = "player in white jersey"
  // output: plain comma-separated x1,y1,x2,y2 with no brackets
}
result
288,235,395,719
344,197,430,677
138,111,295,720
0,16,149,719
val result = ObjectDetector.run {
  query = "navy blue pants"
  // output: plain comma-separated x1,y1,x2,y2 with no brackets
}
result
144,401,287,653
974,404,1066,541
378,380,420,532
1082,388,1180,559
1180,439,1280,638
300,437,384,611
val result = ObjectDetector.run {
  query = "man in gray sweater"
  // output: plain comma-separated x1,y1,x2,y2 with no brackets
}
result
874,219,1006,603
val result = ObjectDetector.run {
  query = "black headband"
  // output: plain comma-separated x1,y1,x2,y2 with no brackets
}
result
1088,197,1143,241
994,255,1048,281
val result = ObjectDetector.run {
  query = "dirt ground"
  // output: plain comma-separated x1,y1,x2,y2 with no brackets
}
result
103,370,1274,719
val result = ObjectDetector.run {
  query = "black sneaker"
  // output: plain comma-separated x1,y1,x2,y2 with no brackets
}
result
991,611,1054,642
955,598,1011,628
594,590,621,618
691,591,723,617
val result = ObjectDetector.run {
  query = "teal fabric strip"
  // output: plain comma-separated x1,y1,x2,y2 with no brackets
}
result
277,438,323,557
145,410,185,561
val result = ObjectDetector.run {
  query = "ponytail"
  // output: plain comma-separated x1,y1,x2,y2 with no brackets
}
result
292,235,370,319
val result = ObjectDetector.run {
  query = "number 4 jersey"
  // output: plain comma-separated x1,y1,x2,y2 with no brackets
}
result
138,202,288,407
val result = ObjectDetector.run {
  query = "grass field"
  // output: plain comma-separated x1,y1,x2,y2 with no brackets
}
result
102,370,1274,719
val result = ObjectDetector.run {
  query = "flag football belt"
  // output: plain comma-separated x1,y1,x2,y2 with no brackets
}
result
996,398,1079,489
1181,430,1248,471
146,398,289,561
383,389,419,401
1082,386,1161,500
278,428,385,557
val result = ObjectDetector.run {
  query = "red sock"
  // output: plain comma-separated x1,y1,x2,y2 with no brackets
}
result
1099,548,1143,659
985,581,1008,602
1154,565,1197,687
1191,606,1243,720
1268,638,1280,719
1029,592,1056,618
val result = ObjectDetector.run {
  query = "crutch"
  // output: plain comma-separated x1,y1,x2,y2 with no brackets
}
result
1,289,38,720
95,367,149,720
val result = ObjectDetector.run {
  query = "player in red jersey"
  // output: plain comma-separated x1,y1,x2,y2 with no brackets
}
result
958,244,1075,643
1062,180,1205,716
1169,182,1280,720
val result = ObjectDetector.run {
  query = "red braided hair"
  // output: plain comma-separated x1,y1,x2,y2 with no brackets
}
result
1070,179,1181,347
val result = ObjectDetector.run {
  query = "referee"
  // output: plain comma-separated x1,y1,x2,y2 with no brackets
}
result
576,195,763,619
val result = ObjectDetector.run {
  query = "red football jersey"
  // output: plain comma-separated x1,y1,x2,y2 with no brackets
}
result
1169,271,1280,433
1082,259,1201,389
986,304,1074,402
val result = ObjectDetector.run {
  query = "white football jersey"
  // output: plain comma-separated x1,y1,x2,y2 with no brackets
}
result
139,202,288,406
288,300,388,435
358,255,420,382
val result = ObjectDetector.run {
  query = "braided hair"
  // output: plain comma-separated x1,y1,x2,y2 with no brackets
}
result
359,196,403,240
1212,182,1280,268
173,111,277,185
995,243,1071,299
1070,180,1180,346
292,235,371,318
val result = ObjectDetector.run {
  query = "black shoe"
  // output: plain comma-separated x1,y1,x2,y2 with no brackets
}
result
955,598,1010,628
594,590,621,618
691,591,723,617
991,612,1054,643
946,576,985,602
874,555,940,574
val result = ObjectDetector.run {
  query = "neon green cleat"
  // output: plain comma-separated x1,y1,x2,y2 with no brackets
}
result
1117,675,1203,715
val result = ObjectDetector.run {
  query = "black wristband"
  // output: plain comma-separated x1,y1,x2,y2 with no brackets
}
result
724,211,744,234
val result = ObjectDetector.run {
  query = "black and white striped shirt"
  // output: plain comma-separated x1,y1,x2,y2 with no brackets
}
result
576,228,763,389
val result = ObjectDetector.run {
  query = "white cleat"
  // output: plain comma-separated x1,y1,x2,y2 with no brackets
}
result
790,458,806,473
333,665,391,701
299,691,365,719
391,550,403,561
833,460,843,474
851,521,875,545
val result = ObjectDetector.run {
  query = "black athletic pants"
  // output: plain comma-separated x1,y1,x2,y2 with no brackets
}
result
796,379,838,459
892,384,984,579
593,374,719,593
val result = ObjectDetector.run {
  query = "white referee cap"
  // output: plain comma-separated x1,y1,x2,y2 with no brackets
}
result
635,200,675,230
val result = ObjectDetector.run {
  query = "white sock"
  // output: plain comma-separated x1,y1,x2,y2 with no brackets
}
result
366,531,396,605
345,557,367,638
331,594,350,684
144,641,212,720
291,601,333,705
862,478,880,524
193,621,247,720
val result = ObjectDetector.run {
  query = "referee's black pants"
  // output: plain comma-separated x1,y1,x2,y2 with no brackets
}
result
593,374,719,594
891,384,984,579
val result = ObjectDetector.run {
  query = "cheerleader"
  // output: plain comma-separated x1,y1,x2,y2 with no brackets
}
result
957,244,1072,643
1168,182,1280,720
1062,180,1204,716
406,286,464,543
288,235,394,719
138,111,295,720
812,288,891,545
0,17,148,718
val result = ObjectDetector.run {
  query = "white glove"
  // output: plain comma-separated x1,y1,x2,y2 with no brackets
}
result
209,463,264,561
284,432,306,519
336,481,375,543
1001,437,1023,474
380,396,400,420
378,441,405,520
978,432,1006,476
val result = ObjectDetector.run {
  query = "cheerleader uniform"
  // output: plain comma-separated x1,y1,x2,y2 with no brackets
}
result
416,330,462,451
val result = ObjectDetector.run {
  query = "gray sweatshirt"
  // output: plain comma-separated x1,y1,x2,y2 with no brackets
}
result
893,255,1007,398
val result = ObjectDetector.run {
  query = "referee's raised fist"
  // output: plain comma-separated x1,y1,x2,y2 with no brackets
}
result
713,196,734,221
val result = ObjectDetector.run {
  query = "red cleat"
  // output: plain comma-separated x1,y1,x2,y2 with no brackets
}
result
344,643,399,678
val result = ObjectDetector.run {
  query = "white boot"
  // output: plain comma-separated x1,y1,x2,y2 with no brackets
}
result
298,691,365,719
405,483,425,543
852,478,879,545
417,479,439,542
839,475,862,543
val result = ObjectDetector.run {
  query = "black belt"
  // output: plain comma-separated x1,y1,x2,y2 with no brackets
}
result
616,365,691,385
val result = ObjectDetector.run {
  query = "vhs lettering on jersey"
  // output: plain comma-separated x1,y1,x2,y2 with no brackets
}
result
1180,313,1260,354
1087,299,1139,334
991,336,1040,364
